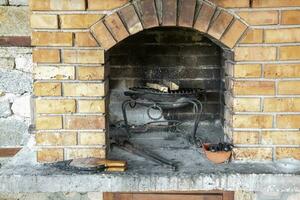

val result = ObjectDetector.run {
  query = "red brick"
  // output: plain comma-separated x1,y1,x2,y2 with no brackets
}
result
262,131,300,145
264,64,300,78
233,132,259,144
278,81,300,95
276,148,300,160
91,21,116,50
33,49,60,63
238,11,279,25
31,14,58,29
178,0,196,27
233,148,273,161
65,148,106,159
233,115,273,128
37,148,64,163
240,29,263,44
87,0,129,10
36,116,62,130
139,0,159,29
104,13,129,42
119,5,143,34
161,0,177,26
264,98,300,112
277,115,300,129
60,14,103,29
65,116,106,129
281,10,300,25
221,19,247,48
208,11,234,40
30,0,86,11
235,47,277,61
75,32,98,47
63,50,104,64
32,32,73,47
233,81,275,95
253,0,300,7
194,3,216,33
280,46,300,60
63,82,107,97
265,28,300,43
209,0,249,8
36,132,77,146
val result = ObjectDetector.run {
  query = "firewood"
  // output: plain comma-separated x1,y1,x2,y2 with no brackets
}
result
70,157,127,168
106,166,127,172
163,80,179,91
146,83,169,92
97,159,127,167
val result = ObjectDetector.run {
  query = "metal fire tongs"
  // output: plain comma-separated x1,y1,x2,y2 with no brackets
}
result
110,133,178,171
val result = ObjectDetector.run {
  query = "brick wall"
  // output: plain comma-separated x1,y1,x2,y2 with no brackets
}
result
29,0,300,162
108,27,222,123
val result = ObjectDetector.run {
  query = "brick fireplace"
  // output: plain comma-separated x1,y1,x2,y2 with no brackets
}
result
30,0,300,163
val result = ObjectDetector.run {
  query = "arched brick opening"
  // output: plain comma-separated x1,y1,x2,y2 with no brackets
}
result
89,0,249,51
88,0,250,155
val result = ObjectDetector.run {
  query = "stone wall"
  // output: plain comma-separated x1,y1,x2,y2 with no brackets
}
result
0,1,32,147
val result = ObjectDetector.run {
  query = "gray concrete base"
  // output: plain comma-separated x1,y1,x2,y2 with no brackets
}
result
0,146,300,193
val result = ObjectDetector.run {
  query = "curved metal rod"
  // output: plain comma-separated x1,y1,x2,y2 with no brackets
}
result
121,100,133,137
122,98,203,146
182,98,203,146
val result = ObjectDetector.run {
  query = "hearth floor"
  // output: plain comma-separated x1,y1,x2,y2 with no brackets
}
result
108,126,300,175
1,122,300,176
0,133,300,193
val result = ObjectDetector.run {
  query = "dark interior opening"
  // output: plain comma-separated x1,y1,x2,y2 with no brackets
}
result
107,27,224,126
106,27,226,164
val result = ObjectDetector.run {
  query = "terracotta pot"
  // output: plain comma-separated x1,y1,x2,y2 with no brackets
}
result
203,143,232,164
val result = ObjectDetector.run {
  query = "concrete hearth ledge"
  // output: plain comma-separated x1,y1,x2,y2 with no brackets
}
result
0,147,300,193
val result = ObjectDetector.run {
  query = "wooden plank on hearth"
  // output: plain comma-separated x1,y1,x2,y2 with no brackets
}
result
0,148,22,157
0,36,31,47
223,192,235,200
132,194,222,200
116,193,133,200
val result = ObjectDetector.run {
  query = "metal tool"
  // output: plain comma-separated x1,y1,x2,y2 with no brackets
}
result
122,87,204,145
110,132,178,171
52,159,106,173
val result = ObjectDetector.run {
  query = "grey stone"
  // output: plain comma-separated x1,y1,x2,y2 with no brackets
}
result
0,47,32,57
0,57,15,69
235,191,255,200
11,93,31,118
255,192,283,200
0,68,32,94
8,0,28,5
0,192,91,200
15,53,33,73
87,192,103,200
0,116,29,146
0,0,8,5
0,100,12,117
0,6,30,36
287,193,300,200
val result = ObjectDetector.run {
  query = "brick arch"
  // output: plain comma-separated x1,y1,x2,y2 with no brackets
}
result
89,0,249,50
